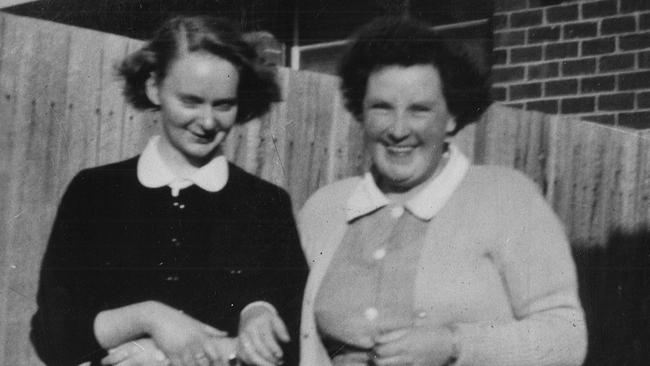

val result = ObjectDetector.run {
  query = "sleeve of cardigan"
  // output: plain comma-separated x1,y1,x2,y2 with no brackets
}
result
453,174,587,366
30,171,106,365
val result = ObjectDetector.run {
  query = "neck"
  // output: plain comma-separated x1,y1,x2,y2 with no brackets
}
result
379,153,450,204
157,137,218,178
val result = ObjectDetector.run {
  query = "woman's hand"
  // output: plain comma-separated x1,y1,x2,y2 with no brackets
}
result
371,325,456,366
101,338,168,366
205,336,238,366
144,303,226,366
237,305,289,366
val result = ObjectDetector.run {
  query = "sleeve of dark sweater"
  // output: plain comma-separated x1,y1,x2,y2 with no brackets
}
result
30,171,106,365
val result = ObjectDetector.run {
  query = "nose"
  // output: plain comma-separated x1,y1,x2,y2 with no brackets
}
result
198,106,218,131
387,112,410,141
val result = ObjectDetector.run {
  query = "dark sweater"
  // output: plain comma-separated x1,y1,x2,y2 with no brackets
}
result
30,157,308,366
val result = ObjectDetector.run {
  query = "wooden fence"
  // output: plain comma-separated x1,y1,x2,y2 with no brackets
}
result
0,12,648,365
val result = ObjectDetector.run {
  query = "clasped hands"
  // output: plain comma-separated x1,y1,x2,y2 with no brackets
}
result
101,303,289,366
332,324,457,366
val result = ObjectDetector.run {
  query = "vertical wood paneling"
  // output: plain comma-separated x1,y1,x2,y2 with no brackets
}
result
4,15,71,366
96,33,130,166
0,12,12,366
0,12,649,365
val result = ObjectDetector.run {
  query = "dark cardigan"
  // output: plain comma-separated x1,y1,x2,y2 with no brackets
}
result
30,157,308,366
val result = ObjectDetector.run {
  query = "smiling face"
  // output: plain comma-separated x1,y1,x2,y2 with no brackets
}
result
146,52,239,168
362,64,455,193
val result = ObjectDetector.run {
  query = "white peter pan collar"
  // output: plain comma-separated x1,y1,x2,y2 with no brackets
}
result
346,143,469,222
137,136,229,196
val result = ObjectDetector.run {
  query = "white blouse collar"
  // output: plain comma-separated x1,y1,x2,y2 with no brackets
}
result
346,144,469,222
137,136,229,196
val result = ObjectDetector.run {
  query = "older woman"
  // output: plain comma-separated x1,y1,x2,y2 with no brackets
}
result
298,17,586,366
30,15,307,366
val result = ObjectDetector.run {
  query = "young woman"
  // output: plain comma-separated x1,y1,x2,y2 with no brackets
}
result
30,15,307,366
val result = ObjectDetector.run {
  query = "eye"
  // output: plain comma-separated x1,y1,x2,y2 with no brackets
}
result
213,100,237,112
410,104,433,114
180,96,202,107
367,102,392,112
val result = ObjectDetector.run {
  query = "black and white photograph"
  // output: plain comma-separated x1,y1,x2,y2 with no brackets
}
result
0,0,648,365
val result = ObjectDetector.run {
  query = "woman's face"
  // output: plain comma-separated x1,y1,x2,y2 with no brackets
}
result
146,52,239,167
362,64,454,193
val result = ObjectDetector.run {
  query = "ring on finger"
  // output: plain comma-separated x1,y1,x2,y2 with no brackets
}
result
227,352,240,366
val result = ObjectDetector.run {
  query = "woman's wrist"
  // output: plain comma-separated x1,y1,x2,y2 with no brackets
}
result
94,301,161,349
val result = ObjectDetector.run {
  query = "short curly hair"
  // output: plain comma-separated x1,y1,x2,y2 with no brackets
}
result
338,17,492,135
117,15,280,123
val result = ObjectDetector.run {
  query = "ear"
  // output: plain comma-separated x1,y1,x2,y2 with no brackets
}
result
445,117,457,135
145,74,161,107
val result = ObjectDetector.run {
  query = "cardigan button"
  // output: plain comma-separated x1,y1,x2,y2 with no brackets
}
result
364,307,379,321
372,248,386,260
390,206,404,218
165,275,180,282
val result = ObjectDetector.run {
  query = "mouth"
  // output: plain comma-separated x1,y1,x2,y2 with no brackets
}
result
385,144,417,155
190,131,217,142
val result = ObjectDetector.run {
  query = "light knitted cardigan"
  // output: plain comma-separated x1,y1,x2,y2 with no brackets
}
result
297,164,587,366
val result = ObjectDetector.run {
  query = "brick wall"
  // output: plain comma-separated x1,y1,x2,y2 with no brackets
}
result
493,0,650,129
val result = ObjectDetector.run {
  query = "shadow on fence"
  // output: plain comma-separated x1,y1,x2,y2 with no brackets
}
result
575,226,650,366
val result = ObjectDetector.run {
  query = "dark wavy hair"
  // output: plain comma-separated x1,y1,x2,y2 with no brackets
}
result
338,17,492,135
117,15,280,123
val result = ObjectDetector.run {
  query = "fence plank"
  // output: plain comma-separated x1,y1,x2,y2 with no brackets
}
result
97,33,131,166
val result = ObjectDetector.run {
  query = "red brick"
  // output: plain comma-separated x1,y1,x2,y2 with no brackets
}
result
583,114,616,124
493,49,508,65
640,51,650,68
562,58,597,76
544,41,579,60
638,91,650,108
620,0,650,13
619,111,650,129
511,10,543,28
527,62,559,80
598,93,635,110
619,71,650,90
546,4,579,23
510,83,542,100
599,54,636,72
540,0,566,6
620,32,650,51
496,0,527,12
491,87,507,101
601,16,637,35
545,79,578,96
492,66,526,83
641,13,650,30
563,22,598,39
582,0,618,19
493,14,509,30
528,26,561,44
526,99,559,114
560,96,596,113
511,46,543,63
495,30,526,48
581,37,616,56
582,75,616,93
